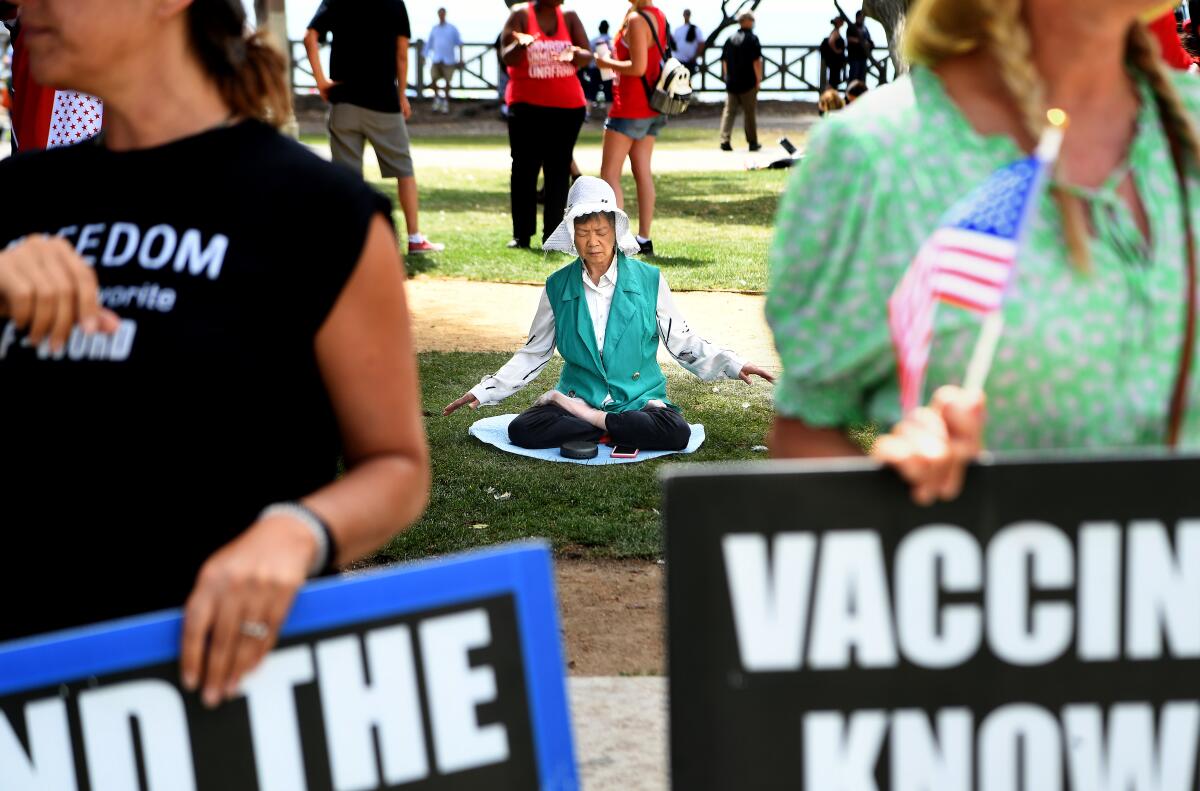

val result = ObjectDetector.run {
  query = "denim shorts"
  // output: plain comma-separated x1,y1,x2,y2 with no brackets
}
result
605,113,668,140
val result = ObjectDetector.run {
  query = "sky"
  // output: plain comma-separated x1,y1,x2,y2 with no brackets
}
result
251,1,887,48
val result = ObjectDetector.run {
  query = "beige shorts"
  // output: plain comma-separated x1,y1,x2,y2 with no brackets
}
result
431,62,458,83
327,102,415,179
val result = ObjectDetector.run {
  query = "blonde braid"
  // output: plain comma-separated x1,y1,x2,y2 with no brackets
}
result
985,0,1092,271
1128,23,1200,168
983,0,1045,143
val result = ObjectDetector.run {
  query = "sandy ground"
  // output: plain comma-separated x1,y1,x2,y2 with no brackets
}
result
556,559,668,788
556,559,664,677
407,276,780,372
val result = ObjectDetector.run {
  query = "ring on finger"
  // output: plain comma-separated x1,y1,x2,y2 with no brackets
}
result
240,620,271,641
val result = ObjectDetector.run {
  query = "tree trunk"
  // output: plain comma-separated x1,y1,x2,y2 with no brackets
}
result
705,0,765,48
863,0,913,74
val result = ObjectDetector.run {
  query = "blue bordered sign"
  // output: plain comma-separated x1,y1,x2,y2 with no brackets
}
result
0,541,578,790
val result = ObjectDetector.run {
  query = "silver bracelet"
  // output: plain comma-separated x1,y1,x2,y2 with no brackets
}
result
260,502,331,578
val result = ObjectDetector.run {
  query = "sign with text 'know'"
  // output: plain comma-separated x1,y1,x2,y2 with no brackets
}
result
664,455,1200,790
0,542,577,790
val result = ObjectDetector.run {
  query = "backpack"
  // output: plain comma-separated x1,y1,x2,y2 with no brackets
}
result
637,10,694,116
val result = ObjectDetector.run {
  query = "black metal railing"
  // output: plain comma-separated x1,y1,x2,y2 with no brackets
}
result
290,39,893,99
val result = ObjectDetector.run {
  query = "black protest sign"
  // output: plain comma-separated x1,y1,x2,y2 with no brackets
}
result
0,543,577,790
664,455,1200,790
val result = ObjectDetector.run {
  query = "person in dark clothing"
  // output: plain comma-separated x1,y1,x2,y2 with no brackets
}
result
846,10,873,82
500,0,593,249
719,12,763,152
822,16,847,88
0,0,430,707
303,0,444,254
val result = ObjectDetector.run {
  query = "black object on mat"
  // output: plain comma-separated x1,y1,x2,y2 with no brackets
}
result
560,441,599,460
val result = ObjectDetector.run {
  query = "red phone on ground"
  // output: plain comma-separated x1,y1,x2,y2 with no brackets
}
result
611,445,639,459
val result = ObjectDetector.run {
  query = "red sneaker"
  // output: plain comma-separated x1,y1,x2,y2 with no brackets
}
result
408,238,445,254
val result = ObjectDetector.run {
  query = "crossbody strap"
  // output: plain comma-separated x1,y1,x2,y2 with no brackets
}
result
637,10,668,62
1164,112,1197,448
637,10,668,102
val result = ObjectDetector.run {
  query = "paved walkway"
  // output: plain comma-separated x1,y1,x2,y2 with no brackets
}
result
570,677,668,790
406,277,780,372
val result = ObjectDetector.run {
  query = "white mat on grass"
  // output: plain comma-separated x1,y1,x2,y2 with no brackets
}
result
468,414,706,465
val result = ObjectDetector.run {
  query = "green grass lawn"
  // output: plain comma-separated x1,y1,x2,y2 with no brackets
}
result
302,129,794,292
392,167,787,292
303,124,799,152
377,351,775,562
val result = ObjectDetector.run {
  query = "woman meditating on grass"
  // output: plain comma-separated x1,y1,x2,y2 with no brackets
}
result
444,177,774,450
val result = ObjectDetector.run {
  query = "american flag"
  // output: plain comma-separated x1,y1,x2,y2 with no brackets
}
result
888,138,1060,413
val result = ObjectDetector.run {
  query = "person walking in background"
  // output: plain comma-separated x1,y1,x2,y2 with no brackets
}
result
719,12,762,152
598,0,670,257
673,9,706,76
846,10,873,82
426,7,463,114
501,0,593,249
304,0,445,254
821,16,847,88
588,20,615,110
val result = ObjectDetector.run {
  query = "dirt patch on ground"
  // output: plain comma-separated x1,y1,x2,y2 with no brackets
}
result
555,558,665,677
407,277,780,372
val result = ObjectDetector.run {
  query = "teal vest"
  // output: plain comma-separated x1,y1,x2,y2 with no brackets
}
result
546,254,672,413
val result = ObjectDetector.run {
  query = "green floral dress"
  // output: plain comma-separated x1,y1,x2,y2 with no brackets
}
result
767,65,1200,451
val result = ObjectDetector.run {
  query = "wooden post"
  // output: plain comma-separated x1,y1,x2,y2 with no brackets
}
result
415,40,426,99
259,0,299,137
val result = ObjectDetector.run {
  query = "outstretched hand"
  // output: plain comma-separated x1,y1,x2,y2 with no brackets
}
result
739,364,776,385
443,392,480,416
872,386,987,506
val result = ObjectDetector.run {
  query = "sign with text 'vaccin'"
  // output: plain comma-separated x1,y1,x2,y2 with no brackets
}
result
0,542,577,790
664,455,1200,791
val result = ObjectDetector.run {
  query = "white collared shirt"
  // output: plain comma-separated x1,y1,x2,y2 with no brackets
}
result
582,258,619,355
469,262,746,408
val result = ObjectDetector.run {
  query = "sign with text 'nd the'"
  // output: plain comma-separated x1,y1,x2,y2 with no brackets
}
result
0,542,577,790
664,455,1200,790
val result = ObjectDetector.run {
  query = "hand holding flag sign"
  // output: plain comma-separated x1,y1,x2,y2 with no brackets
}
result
888,110,1069,413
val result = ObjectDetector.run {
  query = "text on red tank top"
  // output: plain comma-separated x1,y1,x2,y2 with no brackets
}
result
526,6,577,80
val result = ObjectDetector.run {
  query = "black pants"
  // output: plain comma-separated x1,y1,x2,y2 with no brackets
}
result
507,103,586,243
508,404,691,452
848,58,868,82
825,59,845,89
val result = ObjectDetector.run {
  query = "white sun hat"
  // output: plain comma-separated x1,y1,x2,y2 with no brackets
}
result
543,176,642,258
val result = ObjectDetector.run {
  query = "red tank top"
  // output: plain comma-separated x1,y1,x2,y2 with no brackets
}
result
610,7,667,120
506,5,587,110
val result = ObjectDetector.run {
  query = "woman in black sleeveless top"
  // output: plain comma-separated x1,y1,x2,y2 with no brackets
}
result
0,0,430,708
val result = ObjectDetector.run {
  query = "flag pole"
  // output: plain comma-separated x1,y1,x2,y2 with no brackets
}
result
962,109,1069,396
